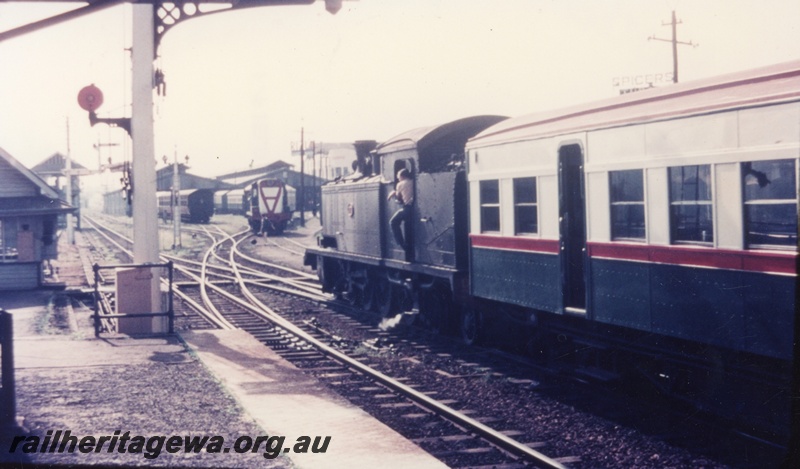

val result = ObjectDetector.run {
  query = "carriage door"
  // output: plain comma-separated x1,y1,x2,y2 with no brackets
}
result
558,144,587,313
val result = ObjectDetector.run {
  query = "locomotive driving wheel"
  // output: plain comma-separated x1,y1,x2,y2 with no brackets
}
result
317,256,347,298
375,276,397,317
419,282,456,334
342,263,364,307
460,306,482,345
361,269,378,313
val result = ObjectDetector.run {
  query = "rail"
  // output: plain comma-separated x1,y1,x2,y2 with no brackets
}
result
92,261,175,337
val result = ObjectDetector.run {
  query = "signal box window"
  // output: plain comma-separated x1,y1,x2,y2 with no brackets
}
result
742,159,798,249
669,165,713,244
609,170,645,241
479,180,500,232
513,177,538,234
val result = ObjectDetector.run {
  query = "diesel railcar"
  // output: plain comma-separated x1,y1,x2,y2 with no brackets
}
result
305,61,799,442
247,178,295,235
156,189,214,223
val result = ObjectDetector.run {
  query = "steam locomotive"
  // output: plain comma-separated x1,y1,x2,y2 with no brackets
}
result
304,61,799,442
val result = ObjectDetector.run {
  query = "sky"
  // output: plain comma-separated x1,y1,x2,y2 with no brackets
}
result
0,0,798,188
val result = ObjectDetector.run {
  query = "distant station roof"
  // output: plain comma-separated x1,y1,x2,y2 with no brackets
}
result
31,152,90,177
215,160,295,189
216,160,293,182
156,164,236,192
0,147,74,215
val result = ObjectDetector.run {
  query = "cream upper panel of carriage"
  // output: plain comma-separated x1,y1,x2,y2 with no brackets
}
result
586,102,800,171
467,133,584,180
739,101,800,148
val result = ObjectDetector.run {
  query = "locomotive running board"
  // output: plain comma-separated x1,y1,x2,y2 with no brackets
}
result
305,247,462,280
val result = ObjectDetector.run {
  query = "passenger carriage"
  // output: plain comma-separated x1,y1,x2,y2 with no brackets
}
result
465,60,799,438
157,189,214,224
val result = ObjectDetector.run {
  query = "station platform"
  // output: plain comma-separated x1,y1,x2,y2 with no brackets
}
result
0,225,446,468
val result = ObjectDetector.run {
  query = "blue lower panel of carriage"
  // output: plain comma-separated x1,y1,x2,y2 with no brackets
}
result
590,258,794,360
590,259,651,331
470,248,560,313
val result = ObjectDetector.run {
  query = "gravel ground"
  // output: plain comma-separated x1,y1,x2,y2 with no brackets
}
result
265,298,748,469
12,361,291,468
1,286,293,468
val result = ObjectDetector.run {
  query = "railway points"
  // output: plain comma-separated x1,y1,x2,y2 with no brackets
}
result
0,225,448,468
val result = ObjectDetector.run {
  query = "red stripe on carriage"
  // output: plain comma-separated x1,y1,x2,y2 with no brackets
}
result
587,242,797,275
470,234,559,254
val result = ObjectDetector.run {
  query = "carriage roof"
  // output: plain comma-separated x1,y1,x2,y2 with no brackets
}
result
468,60,800,149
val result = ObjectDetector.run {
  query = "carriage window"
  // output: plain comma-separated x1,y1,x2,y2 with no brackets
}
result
742,159,798,249
609,170,645,241
480,180,500,232
669,165,713,244
513,177,537,234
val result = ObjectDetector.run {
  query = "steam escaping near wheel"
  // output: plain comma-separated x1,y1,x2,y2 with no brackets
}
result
378,310,418,331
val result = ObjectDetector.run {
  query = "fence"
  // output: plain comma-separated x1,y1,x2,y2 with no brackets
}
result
92,261,174,337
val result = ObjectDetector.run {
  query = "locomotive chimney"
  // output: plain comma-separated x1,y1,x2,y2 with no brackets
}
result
353,140,378,176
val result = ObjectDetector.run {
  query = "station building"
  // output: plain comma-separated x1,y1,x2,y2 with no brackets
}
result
31,152,88,229
0,147,75,290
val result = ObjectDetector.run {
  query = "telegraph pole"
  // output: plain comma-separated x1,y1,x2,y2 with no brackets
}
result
300,127,305,227
648,10,697,83
94,140,119,170
65,118,74,245
311,140,317,217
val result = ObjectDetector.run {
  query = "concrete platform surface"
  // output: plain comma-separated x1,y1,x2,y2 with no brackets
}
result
182,329,448,469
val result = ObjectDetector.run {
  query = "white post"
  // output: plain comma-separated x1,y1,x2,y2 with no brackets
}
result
131,4,158,265
125,3,164,333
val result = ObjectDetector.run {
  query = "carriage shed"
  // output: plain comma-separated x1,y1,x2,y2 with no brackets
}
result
465,60,799,361
0,147,75,290
103,188,131,217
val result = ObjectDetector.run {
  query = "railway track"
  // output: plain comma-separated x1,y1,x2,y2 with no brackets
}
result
83,216,575,468
80,215,783,468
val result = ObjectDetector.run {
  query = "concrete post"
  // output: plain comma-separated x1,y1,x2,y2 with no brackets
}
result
128,4,165,333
